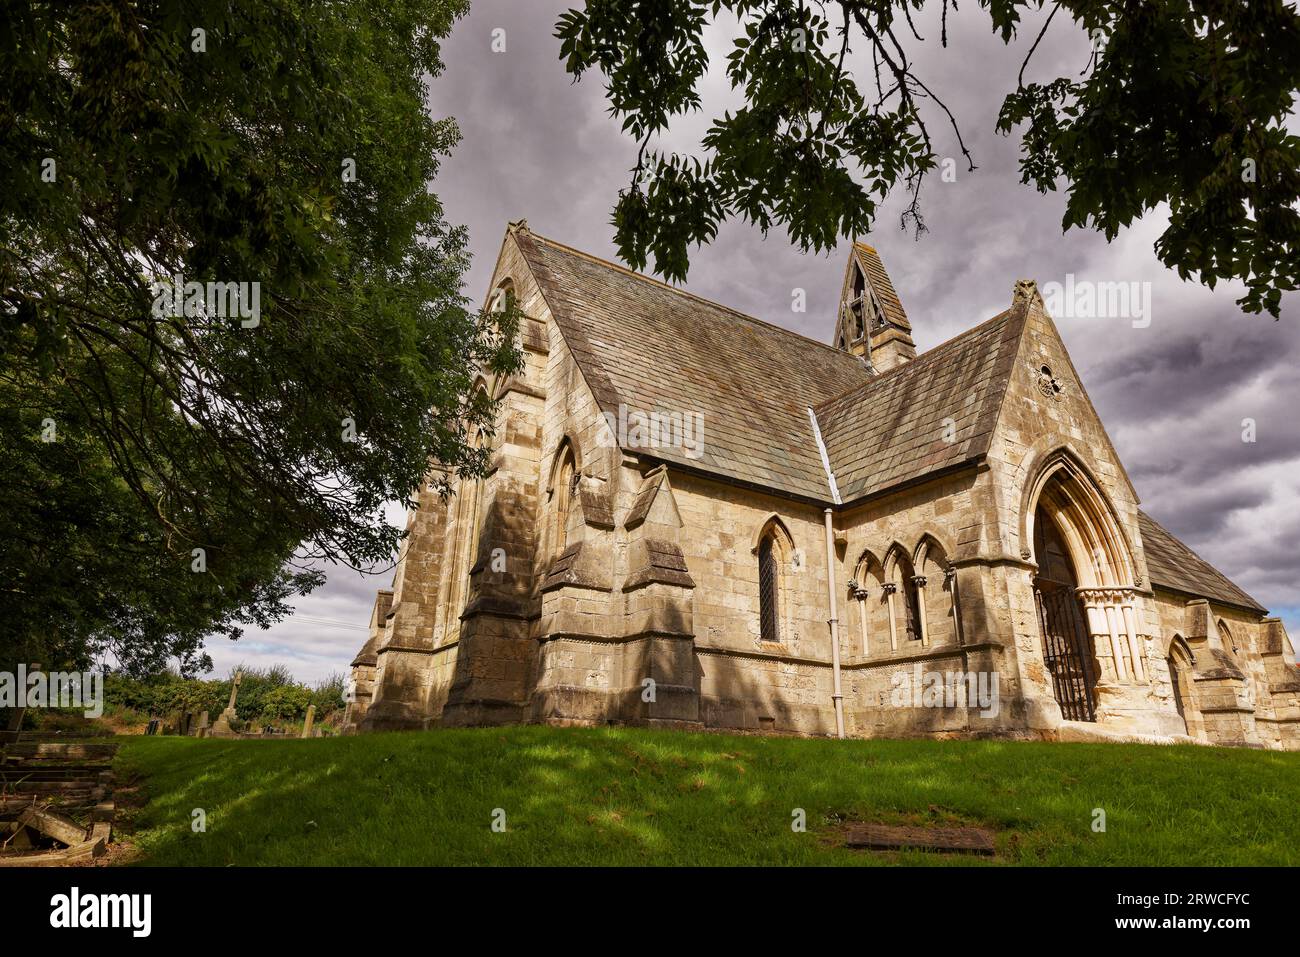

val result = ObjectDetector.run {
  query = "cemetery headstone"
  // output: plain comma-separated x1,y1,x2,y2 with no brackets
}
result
210,670,243,736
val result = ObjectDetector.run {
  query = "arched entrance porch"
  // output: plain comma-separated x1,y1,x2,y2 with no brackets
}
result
1025,452,1147,724
1032,509,1098,721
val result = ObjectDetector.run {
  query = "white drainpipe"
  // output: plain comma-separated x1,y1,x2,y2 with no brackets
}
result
823,508,846,739
808,407,846,740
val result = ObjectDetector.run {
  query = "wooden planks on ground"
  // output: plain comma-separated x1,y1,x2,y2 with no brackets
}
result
16,805,88,847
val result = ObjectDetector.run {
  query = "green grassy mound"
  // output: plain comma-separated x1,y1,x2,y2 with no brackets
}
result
114,726,1299,866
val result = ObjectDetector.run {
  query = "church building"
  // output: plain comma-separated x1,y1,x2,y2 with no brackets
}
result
344,221,1300,749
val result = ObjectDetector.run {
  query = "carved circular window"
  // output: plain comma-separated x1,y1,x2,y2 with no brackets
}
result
1037,364,1062,400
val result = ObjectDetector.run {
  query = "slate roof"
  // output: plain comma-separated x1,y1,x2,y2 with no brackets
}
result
351,590,392,666
510,226,1263,616
513,229,871,500
350,637,379,668
626,468,668,529
1138,511,1265,613
853,242,911,332
814,308,1025,503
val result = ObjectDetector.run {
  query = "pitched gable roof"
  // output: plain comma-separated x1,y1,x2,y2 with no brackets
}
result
512,228,871,500
1138,511,1265,613
350,633,380,668
851,242,911,332
814,307,1027,503
505,228,1268,616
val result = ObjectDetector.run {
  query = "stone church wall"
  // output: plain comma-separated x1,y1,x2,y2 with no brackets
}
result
350,234,1299,750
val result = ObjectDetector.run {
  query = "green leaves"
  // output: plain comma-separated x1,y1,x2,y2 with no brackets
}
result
998,0,1300,315
0,0,513,672
556,0,711,140
997,78,1076,191
559,0,1298,314
980,0,1026,42
613,156,724,278
560,0,939,282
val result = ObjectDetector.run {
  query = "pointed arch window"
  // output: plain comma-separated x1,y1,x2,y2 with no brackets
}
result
852,552,887,657
465,439,487,586
487,281,517,333
487,280,521,356
1166,637,1201,739
551,443,578,556
1168,653,1187,727
889,551,923,643
903,573,923,643
912,537,956,647
449,389,492,626
882,548,926,650
851,266,867,339
759,533,780,643
1217,619,1239,656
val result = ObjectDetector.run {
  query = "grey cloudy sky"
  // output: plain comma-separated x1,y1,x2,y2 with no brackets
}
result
204,0,1297,683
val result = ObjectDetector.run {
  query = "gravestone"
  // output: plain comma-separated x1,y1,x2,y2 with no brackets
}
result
210,671,243,736
300,704,316,739
195,711,210,738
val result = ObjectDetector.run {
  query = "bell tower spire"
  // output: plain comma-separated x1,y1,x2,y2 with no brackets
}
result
833,242,915,373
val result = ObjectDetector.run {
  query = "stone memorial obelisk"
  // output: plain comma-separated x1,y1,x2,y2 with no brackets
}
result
210,670,243,736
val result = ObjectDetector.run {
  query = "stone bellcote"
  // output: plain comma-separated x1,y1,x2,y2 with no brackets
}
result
833,242,916,373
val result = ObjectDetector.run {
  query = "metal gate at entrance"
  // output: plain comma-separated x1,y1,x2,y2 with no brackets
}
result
1034,578,1097,722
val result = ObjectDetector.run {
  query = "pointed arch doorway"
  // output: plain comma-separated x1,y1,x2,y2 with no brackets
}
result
1032,508,1098,722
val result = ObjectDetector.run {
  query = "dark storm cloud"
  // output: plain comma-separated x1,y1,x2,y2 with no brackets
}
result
246,0,1296,676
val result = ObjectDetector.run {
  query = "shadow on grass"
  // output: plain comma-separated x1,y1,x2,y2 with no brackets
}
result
113,727,1300,866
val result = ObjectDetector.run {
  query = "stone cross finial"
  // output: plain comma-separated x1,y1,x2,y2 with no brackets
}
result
1013,278,1043,309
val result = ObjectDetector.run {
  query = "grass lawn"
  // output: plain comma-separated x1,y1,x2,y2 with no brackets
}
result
113,726,1300,866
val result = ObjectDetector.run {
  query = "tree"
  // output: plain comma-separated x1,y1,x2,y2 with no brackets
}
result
259,683,312,723
311,672,348,718
0,1,520,674
556,0,1300,315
